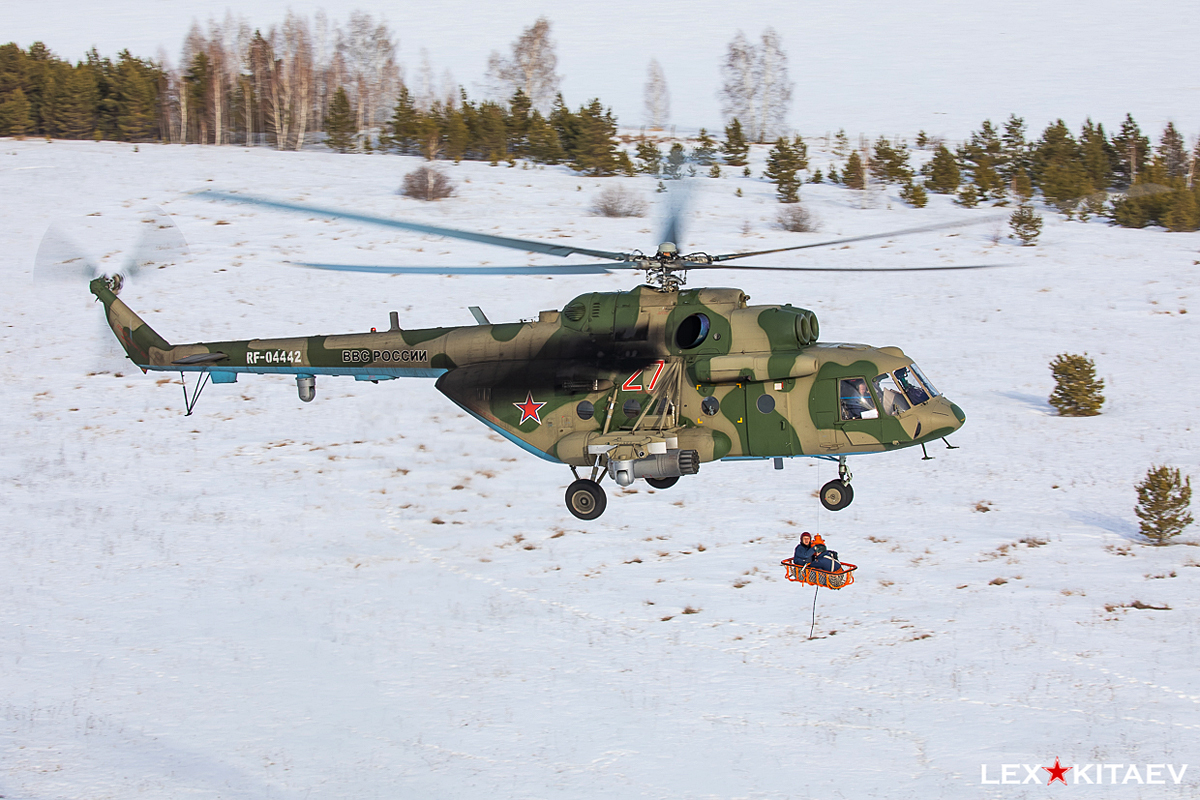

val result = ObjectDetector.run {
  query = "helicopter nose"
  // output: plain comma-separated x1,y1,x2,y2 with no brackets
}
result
950,401,966,426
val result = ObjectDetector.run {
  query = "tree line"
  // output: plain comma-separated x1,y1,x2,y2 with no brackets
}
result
1,15,1196,231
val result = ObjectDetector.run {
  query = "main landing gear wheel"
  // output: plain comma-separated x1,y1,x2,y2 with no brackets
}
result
565,479,607,520
819,480,854,511
646,476,679,490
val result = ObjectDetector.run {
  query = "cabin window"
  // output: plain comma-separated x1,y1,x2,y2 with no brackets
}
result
839,378,879,421
675,314,711,350
873,373,911,416
701,396,720,416
756,394,776,414
623,398,642,419
894,366,931,406
576,400,594,421
910,364,939,398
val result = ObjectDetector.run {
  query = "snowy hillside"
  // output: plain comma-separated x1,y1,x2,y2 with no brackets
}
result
2,139,1198,798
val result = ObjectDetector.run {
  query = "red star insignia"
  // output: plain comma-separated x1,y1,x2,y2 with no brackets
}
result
513,391,547,425
1044,758,1071,785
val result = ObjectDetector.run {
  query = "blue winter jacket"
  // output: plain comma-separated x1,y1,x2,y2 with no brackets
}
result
793,542,818,565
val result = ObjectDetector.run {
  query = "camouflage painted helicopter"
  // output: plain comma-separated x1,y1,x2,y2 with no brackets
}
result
85,191,977,520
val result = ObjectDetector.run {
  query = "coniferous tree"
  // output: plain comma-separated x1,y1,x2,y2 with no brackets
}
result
1032,120,1090,215
1135,466,1193,545
1009,203,1042,245
956,183,980,208
1111,113,1150,186
832,128,850,157
526,110,565,164
1158,122,1188,179
870,136,912,183
1078,119,1115,192
386,85,418,154
635,138,662,174
721,118,749,166
900,179,927,208
692,128,717,165
0,87,32,137
999,114,1031,185
958,120,1004,200
506,88,532,159
923,145,960,193
1163,189,1200,232
324,86,356,153
763,137,801,202
1048,353,1103,415
842,150,866,190
664,142,686,179
568,98,619,175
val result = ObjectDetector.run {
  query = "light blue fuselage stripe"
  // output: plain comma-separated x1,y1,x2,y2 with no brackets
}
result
150,364,449,379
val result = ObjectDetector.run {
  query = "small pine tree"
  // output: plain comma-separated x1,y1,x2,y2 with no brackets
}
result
1009,203,1042,245
664,142,687,179
692,128,717,165
742,166,751,177
324,87,357,154
915,130,929,149
1135,466,1193,545
832,128,850,157
635,139,662,174
956,183,980,207
1164,189,1200,232
923,144,960,193
842,151,866,190
721,118,749,166
809,168,822,184
1048,353,1104,416
708,163,721,178
764,137,801,203
827,164,840,184
900,180,928,208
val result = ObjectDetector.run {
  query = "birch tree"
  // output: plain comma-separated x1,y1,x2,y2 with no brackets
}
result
719,31,757,140
485,17,560,114
756,28,792,143
643,59,669,131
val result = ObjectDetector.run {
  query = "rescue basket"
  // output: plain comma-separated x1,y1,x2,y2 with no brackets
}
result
781,558,857,589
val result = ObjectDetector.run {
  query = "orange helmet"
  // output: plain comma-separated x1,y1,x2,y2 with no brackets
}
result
813,534,825,545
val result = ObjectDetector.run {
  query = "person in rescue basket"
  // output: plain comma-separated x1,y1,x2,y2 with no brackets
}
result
793,532,818,566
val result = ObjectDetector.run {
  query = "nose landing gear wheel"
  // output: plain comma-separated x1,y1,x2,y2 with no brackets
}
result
819,480,854,511
565,479,607,520
645,476,679,490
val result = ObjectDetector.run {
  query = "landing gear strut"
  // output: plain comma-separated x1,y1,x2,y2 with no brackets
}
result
819,457,854,512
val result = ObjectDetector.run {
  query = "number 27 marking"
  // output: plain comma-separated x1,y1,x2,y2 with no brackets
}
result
622,360,665,392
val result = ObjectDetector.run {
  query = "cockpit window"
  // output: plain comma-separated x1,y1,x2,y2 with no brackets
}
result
894,366,931,406
910,364,939,398
873,373,911,416
839,378,879,421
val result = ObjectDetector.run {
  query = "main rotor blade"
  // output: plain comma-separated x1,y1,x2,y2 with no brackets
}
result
679,261,1007,272
709,217,1003,262
658,180,692,246
292,261,643,275
199,191,633,262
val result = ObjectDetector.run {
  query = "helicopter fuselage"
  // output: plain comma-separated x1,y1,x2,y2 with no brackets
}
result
92,280,965,483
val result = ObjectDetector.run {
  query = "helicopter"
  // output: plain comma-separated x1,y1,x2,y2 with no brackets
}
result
82,189,980,520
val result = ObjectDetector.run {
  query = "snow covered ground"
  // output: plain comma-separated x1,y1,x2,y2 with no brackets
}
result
2,139,1199,798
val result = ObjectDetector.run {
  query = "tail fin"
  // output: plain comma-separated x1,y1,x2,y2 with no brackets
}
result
89,278,171,368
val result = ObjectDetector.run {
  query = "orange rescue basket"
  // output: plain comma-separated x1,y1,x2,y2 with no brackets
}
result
781,558,857,589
